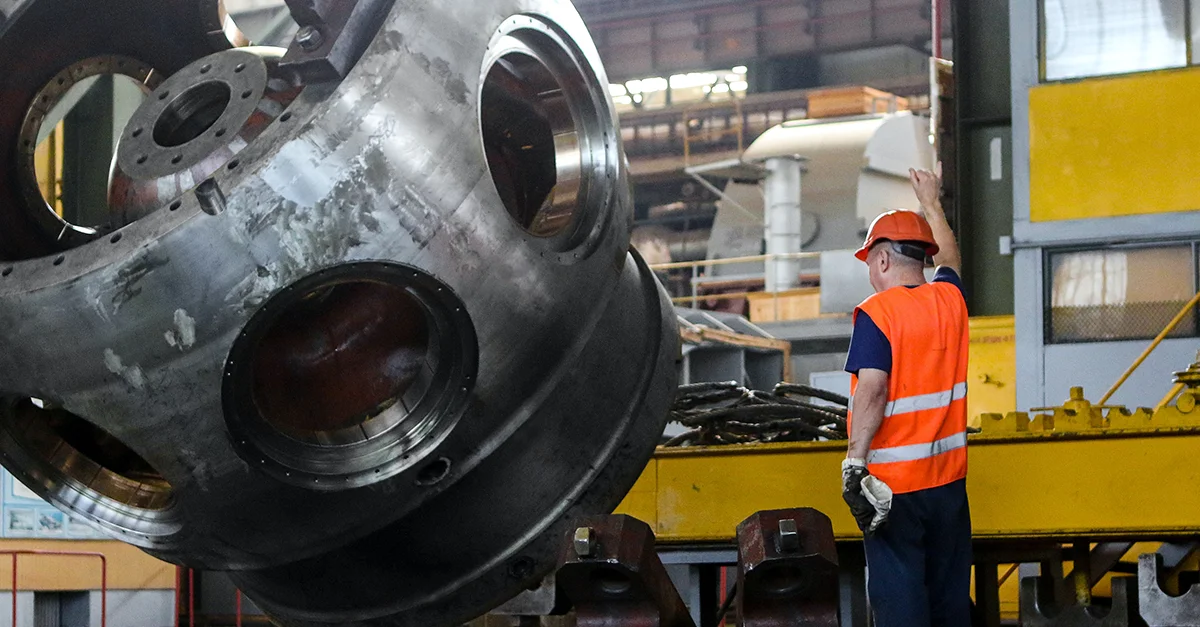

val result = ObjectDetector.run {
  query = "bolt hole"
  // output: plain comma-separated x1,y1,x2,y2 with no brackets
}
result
158,91,169,101
215,128,227,138
52,256,64,266
137,155,148,165
200,64,212,75
1,268,12,277
56,78,65,86
415,457,452,486
280,112,293,122
227,160,240,171
241,89,253,99
171,155,182,165
110,233,122,244
132,128,143,138
169,200,182,212
235,63,246,73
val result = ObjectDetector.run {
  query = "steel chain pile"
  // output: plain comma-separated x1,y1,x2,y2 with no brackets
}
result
665,382,849,447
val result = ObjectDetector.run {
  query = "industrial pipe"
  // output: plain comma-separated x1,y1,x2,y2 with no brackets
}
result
763,156,806,292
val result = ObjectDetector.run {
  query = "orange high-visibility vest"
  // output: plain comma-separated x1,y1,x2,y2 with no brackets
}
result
848,280,969,494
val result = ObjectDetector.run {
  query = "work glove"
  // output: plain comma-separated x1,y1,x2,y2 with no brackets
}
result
841,458,893,536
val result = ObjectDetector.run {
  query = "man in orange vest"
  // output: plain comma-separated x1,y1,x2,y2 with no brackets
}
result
841,164,971,627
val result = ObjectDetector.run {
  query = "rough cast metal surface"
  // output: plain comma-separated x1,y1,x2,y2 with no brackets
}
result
1020,576,1143,627
736,508,839,627
556,515,697,627
0,0,677,624
1138,553,1200,626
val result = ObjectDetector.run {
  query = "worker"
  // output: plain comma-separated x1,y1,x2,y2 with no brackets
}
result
841,164,971,627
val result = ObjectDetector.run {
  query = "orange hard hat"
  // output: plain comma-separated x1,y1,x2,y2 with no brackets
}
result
855,210,939,262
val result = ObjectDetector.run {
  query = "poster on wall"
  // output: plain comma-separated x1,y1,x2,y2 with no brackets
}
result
1,470,105,540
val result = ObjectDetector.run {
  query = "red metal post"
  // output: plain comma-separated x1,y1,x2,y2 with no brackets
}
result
931,0,944,58
188,569,195,627
98,555,107,627
236,589,243,627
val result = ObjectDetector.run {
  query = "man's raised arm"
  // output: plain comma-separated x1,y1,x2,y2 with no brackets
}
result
910,164,961,276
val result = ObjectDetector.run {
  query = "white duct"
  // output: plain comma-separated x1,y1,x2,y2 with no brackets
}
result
763,156,804,292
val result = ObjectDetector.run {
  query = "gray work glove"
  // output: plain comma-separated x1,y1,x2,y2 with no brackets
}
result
841,458,893,536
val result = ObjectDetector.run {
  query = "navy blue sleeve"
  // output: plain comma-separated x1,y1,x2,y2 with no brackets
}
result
844,311,892,375
933,266,965,297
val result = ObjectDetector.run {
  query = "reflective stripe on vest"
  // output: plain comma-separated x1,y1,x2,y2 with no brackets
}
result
867,431,968,464
884,382,967,418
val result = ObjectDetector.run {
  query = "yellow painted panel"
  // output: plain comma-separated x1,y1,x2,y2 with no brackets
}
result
0,540,174,590
613,460,657,530
1030,67,1200,221
616,432,1200,543
968,316,1016,423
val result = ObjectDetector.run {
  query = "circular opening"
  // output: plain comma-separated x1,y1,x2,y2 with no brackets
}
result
28,72,151,239
590,567,633,596
2,268,12,277
249,281,435,439
153,81,232,148
169,200,182,211
280,112,292,123
227,160,240,170
2,398,173,511
52,255,64,266
110,233,122,244
756,563,808,597
482,51,584,238
224,264,478,489
415,457,451,486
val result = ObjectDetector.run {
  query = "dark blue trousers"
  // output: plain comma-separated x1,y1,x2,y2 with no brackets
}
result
863,479,972,627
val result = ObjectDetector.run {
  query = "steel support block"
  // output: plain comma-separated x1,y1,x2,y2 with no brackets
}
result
1021,575,1144,627
736,508,839,626
557,515,697,627
1139,553,1200,626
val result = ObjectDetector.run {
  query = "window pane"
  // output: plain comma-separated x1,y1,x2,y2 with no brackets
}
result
1044,0,1187,80
1049,246,1195,342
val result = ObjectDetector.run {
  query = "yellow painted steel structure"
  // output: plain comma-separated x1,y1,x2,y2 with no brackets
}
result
966,316,1016,422
616,383,1200,543
1029,66,1200,222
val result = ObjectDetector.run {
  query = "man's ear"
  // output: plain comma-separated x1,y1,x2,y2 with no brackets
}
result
878,249,890,273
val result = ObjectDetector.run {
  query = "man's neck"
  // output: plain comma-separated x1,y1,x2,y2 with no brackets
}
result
882,271,928,290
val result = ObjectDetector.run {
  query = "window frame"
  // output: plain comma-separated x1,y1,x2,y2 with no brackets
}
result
1038,0,1198,82
1043,240,1200,344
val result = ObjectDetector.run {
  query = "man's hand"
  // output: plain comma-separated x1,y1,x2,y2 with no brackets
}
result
842,458,877,533
909,162,943,213
908,161,962,275
843,458,893,535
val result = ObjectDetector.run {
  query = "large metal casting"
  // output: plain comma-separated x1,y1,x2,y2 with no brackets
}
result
558,516,697,627
736,508,839,627
1020,575,1144,627
0,0,677,625
1139,553,1200,626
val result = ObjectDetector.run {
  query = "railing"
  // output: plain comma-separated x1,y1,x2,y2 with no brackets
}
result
651,252,821,321
1,550,107,627
177,568,248,627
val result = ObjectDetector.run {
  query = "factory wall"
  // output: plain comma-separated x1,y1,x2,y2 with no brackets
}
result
1009,0,1200,410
